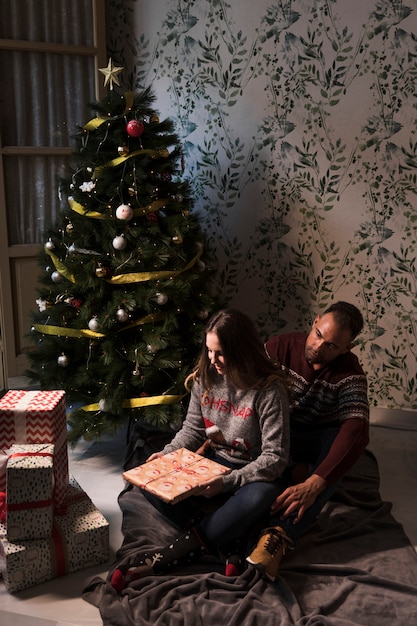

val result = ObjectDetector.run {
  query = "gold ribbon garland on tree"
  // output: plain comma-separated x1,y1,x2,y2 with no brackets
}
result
68,197,169,221
81,393,187,413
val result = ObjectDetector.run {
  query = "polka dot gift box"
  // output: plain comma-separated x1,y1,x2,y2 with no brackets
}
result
0,476,109,593
5,443,54,542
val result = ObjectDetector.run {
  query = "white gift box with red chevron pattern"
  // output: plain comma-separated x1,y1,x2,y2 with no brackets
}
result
0,390,69,509
0,476,110,594
5,444,54,542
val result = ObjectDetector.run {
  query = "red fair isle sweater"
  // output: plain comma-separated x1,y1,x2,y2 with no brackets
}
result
265,332,369,486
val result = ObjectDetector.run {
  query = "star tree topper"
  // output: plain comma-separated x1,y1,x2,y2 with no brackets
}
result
99,58,124,90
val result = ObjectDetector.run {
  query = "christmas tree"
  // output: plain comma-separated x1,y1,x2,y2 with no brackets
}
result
26,61,218,444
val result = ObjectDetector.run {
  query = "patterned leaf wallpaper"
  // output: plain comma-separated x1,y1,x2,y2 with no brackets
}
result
106,0,417,413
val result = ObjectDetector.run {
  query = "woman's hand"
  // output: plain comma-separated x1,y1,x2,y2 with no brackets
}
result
146,452,164,462
195,476,224,498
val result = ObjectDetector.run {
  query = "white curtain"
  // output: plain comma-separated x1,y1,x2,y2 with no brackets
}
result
0,0,97,244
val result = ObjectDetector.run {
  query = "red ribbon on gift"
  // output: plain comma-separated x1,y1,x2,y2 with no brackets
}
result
5,497,54,512
0,490,53,521
8,451,54,460
50,485,92,576
51,524,67,577
171,460,198,476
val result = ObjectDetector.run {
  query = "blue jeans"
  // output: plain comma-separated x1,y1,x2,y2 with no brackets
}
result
269,426,341,543
141,452,279,550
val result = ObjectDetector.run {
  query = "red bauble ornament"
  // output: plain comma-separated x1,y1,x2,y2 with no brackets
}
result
126,119,144,137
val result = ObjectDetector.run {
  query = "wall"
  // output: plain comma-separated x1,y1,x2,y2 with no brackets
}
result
106,0,417,415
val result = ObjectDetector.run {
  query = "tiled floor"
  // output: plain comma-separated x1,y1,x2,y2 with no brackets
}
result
0,423,416,626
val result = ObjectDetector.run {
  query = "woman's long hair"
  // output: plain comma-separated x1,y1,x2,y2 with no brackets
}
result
186,309,287,392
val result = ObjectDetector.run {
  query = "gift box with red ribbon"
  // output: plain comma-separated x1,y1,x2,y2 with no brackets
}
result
0,475,109,593
0,390,68,509
2,443,55,542
123,447,231,504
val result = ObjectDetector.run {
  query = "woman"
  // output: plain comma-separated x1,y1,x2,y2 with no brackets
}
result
111,308,289,591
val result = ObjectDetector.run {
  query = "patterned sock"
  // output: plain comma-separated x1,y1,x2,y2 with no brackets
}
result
157,526,209,572
111,526,209,591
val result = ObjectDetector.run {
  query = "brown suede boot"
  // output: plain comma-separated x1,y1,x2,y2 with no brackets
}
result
246,526,292,582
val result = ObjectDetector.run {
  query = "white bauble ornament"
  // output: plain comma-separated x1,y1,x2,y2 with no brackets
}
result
155,292,168,305
116,203,133,221
57,353,69,367
146,343,158,354
99,398,110,412
45,239,55,250
51,271,62,283
116,307,129,322
112,235,127,250
88,317,100,331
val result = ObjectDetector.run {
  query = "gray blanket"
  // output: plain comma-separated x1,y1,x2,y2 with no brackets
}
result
83,449,417,625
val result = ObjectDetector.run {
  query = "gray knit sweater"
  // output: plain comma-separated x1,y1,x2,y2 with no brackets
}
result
162,376,290,492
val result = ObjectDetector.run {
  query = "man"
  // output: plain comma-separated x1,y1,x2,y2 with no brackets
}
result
246,301,369,581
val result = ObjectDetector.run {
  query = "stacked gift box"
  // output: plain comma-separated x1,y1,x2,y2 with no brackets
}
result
0,390,110,593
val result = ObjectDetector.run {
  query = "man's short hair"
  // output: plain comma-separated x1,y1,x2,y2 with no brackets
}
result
322,301,364,339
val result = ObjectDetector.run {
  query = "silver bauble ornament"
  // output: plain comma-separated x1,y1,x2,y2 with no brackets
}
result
45,239,55,250
57,353,69,367
99,398,110,412
155,292,168,305
116,308,129,322
51,271,62,283
88,316,100,331
112,235,127,250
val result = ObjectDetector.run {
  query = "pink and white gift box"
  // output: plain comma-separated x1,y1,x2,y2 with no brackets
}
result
123,447,231,504
0,390,68,508
0,476,110,594
5,443,54,542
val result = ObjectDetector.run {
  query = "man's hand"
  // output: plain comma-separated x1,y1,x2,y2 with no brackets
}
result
271,474,327,523
195,476,224,498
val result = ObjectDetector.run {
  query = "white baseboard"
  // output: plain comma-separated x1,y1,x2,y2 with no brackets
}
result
370,407,417,430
